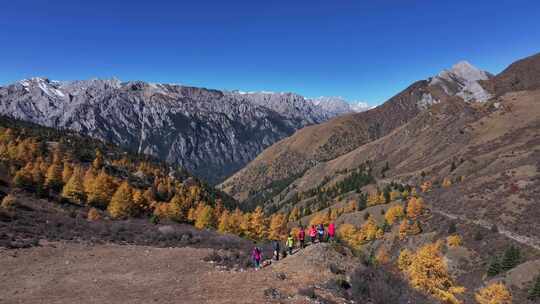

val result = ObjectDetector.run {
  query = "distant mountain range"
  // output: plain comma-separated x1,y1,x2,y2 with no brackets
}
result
219,58,528,203
0,79,367,183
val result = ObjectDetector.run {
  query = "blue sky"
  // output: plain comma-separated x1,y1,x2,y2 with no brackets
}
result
1,0,539,105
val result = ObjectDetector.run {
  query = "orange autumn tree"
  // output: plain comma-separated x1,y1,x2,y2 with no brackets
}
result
107,181,135,219
217,209,233,233
194,204,215,230
44,156,63,191
401,241,465,304
385,205,405,225
475,283,512,304
248,206,267,240
61,166,85,205
337,223,359,248
87,169,116,208
447,235,463,248
399,219,421,240
268,213,288,240
407,197,425,219
309,211,330,226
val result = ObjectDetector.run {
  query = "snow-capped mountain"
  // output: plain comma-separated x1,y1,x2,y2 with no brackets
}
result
308,96,371,116
0,78,354,183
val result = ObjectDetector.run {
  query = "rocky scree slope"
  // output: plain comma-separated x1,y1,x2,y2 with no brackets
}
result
0,79,361,184
220,60,494,202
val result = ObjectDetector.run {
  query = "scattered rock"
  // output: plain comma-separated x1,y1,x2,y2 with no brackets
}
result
264,287,284,300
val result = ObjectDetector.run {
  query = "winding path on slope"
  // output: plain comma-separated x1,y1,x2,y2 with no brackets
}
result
430,207,540,251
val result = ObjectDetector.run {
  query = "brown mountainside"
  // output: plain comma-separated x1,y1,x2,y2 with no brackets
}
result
220,79,457,203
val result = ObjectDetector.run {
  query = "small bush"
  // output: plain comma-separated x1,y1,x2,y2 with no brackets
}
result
329,263,345,275
1,194,17,210
87,208,101,221
474,230,484,241
149,214,160,225
447,221,457,234
298,286,316,299
447,234,462,248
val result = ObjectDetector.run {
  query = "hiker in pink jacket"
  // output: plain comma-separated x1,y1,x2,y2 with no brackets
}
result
309,225,317,244
251,245,263,270
328,223,336,242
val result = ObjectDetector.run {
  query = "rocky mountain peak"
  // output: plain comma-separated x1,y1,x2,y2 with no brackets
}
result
428,60,492,103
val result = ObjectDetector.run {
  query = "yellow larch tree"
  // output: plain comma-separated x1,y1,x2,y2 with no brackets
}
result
398,248,413,271
447,235,463,248
44,159,63,191
132,189,151,213
62,162,73,184
367,192,380,206
83,168,96,195
402,241,465,304
337,223,359,248
239,212,251,237
390,190,401,201
309,212,327,226
168,194,190,222
86,169,116,208
217,209,232,233
61,166,86,205
475,282,512,304
407,197,425,219
248,206,267,240
107,181,134,219
230,208,245,235
385,205,405,225
268,213,288,240
194,204,215,230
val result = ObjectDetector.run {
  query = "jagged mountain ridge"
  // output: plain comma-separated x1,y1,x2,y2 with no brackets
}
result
0,78,364,184
219,60,497,202
307,96,372,116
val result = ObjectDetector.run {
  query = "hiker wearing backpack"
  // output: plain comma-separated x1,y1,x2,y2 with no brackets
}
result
286,234,294,255
328,222,336,242
272,239,281,261
251,245,263,270
309,225,317,244
298,226,306,249
317,224,325,242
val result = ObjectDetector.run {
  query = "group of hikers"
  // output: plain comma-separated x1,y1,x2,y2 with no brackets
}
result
251,222,336,270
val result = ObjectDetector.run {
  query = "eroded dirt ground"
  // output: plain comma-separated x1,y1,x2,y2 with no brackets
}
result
0,242,346,304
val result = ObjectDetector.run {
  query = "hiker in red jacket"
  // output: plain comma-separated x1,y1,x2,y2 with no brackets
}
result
298,226,306,249
309,225,317,244
328,222,336,242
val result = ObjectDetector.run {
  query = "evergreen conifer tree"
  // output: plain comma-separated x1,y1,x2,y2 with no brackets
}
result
501,246,520,271
529,275,540,300
487,257,502,277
